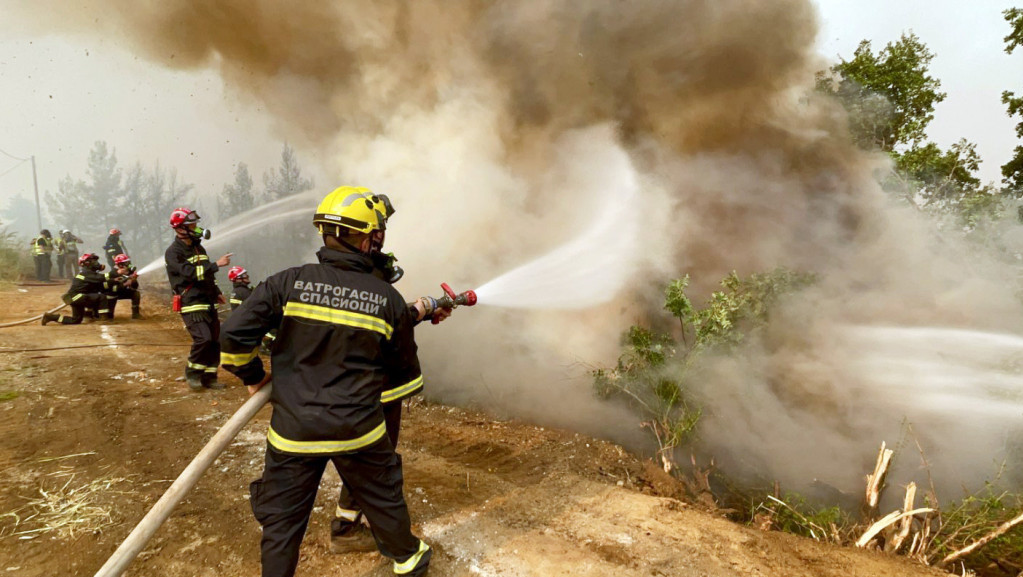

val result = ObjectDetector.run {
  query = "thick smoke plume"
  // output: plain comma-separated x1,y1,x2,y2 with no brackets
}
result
17,1,1023,497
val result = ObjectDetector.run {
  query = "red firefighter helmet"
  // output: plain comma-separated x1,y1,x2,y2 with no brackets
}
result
114,254,132,266
169,207,199,228
78,253,99,266
109,228,121,235
227,266,248,282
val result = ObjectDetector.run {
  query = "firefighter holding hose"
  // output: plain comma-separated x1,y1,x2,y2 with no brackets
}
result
220,186,432,577
42,253,115,325
329,191,452,553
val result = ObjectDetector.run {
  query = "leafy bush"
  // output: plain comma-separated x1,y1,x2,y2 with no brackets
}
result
594,268,816,471
925,482,1023,570
753,493,851,543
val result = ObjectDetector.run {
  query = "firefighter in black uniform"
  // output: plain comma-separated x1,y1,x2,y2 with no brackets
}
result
227,266,252,309
220,186,432,577
329,192,452,553
104,228,127,270
108,253,142,319
42,253,116,325
165,208,232,391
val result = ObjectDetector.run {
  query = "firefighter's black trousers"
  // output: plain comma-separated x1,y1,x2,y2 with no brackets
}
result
251,440,430,577
55,293,106,324
182,310,220,383
34,254,51,282
105,250,118,271
335,401,403,526
108,287,141,315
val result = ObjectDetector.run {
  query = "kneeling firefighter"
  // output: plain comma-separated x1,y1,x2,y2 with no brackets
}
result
220,186,432,577
108,253,142,319
42,253,115,325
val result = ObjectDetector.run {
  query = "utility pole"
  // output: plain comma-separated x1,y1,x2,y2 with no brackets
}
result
31,155,41,231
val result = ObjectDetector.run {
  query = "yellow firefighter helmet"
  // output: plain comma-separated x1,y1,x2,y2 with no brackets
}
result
312,186,387,235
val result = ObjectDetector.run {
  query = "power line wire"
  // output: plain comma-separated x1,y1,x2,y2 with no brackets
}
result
0,148,30,162
0,159,29,181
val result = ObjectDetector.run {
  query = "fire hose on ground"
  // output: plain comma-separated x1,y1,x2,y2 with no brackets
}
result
93,384,273,577
0,302,68,328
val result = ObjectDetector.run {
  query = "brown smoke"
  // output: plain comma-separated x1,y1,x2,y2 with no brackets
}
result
16,1,1023,494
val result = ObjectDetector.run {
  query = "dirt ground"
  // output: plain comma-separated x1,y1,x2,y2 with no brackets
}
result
0,283,951,577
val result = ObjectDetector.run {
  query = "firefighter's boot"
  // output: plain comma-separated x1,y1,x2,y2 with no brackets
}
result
204,378,225,390
41,312,58,326
131,306,141,320
202,370,225,390
329,514,377,554
186,373,203,392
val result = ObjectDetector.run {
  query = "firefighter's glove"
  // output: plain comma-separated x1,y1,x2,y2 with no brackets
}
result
411,296,439,322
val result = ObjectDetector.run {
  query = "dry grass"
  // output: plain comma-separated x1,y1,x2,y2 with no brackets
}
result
1,473,129,540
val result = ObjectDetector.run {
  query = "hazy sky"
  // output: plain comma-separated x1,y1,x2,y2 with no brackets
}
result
0,1,1020,229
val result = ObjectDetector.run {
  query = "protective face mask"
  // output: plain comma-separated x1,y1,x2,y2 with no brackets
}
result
191,226,212,240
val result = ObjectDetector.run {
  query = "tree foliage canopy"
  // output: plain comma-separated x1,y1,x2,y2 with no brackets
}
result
219,162,255,221
1003,8,1023,194
817,33,946,153
263,143,313,202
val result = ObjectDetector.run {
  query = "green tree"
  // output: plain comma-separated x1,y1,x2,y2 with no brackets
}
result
119,161,191,265
1,194,41,238
816,32,946,153
46,141,122,240
1003,8,1023,195
895,138,982,208
263,143,313,202
819,34,987,213
86,141,123,232
45,175,90,236
219,162,256,220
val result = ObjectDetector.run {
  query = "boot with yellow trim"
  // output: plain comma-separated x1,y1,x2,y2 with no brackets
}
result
329,510,377,554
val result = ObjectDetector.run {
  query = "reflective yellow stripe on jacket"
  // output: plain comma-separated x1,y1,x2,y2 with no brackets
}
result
186,255,209,280
381,375,424,403
181,303,213,313
266,421,386,455
282,301,393,339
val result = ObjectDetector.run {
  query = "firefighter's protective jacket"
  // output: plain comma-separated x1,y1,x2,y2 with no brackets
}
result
104,234,126,258
65,269,114,302
108,266,139,293
229,282,252,309
220,247,423,456
164,237,221,312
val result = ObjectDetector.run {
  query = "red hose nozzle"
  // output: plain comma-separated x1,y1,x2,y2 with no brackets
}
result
440,283,477,307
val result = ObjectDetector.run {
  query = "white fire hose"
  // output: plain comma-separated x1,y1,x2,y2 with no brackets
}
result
0,302,67,328
93,384,272,577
